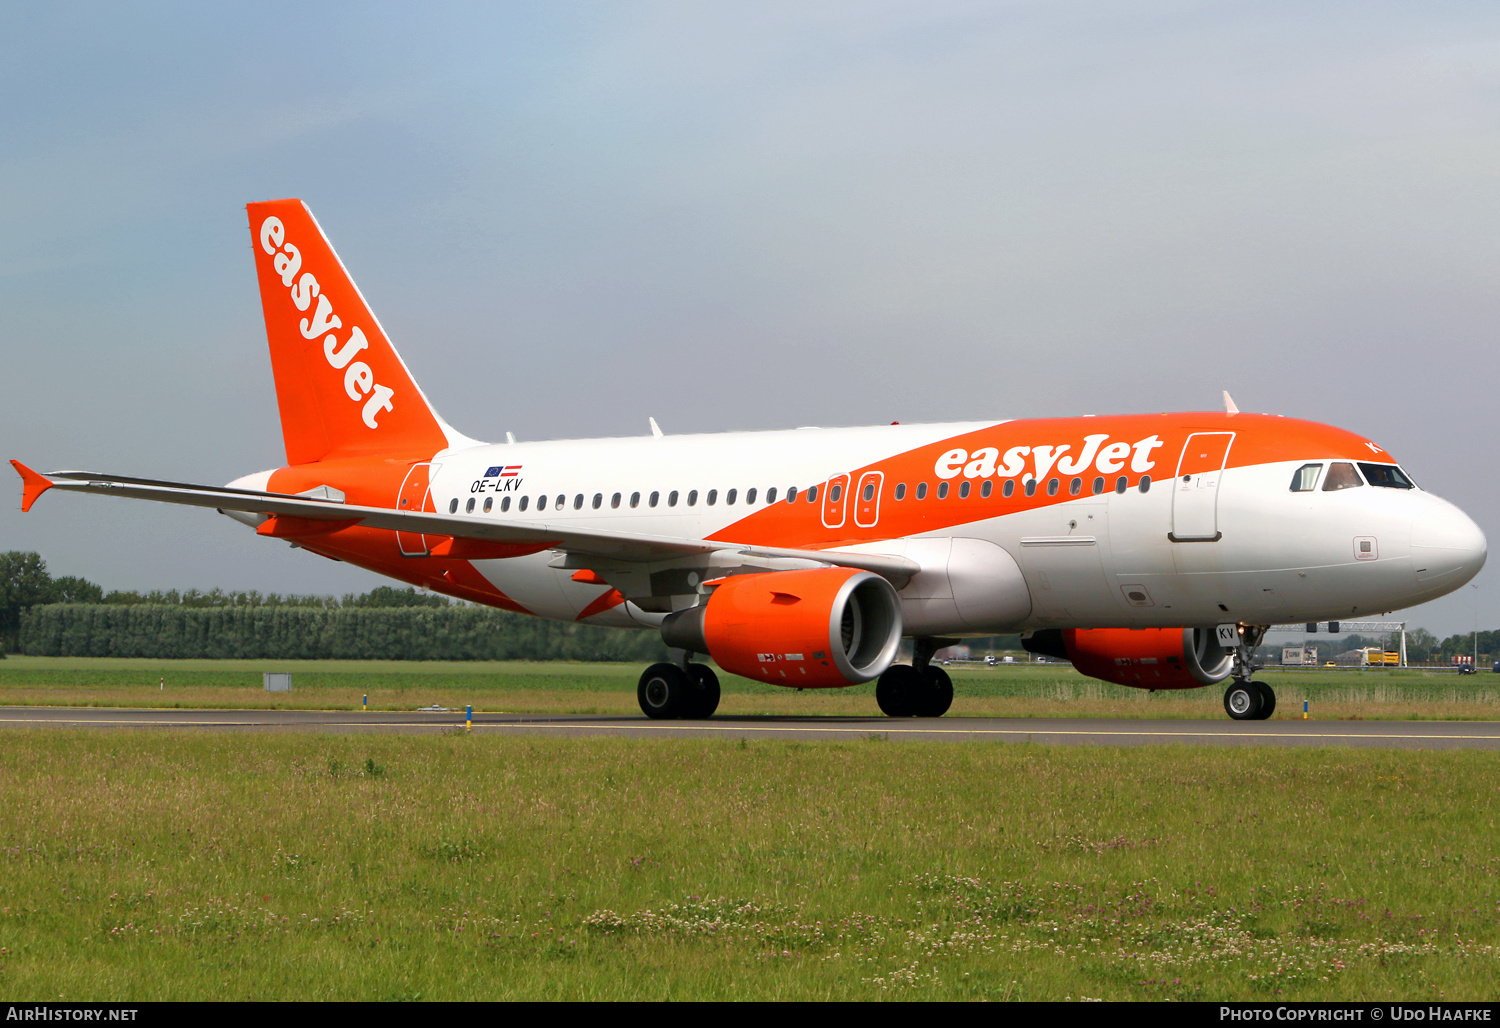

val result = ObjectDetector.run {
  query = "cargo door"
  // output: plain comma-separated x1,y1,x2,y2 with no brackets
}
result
1170,433,1234,542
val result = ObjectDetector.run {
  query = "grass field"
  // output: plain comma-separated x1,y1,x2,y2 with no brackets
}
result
1,656,1498,720
0,731,1495,1000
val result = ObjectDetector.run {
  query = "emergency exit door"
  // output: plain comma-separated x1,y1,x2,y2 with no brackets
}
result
854,471,883,528
1170,433,1234,542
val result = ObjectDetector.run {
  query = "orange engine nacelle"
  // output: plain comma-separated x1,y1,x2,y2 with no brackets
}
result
660,567,903,688
1025,627,1234,690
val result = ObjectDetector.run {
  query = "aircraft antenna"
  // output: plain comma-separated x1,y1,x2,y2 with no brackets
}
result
1222,391,1240,414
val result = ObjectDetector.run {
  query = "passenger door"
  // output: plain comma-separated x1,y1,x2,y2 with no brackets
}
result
395,462,438,556
1170,433,1234,541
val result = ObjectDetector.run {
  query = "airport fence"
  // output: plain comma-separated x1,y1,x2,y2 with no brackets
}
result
18,603,671,662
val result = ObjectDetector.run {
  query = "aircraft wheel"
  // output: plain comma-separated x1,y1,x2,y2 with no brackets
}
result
1223,679,1263,721
684,663,721,719
876,664,921,717
1253,680,1276,720
638,662,690,719
917,665,953,717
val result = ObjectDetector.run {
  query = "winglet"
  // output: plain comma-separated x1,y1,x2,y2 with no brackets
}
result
10,460,53,512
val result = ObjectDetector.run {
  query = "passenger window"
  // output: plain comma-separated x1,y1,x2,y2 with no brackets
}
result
1002,480,1014,498
1322,463,1363,491
746,488,757,504
483,497,492,513
1289,463,1323,492
787,487,797,503
726,489,737,505
807,485,818,503
981,480,992,498
610,492,620,509
1115,477,1127,494
649,491,659,508
465,497,475,513
706,489,717,506
592,493,603,510
916,482,928,500
1139,476,1151,493
1359,463,1414,489
521,495,531,511
574,494,585,510
1047,479,1059,496
556,495,565,509
499,497,509,513
1024,479,1037,497
668,490,679,507
1092,477,1104,495
449,498,459,513
629,492,640,508
762,487,772,503
958,481,970,499
1069,478,1081,496
829,484,841,502
937,482,949,499
687,490,698,506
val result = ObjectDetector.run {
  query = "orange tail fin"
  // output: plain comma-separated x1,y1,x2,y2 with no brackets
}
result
247,199,468,466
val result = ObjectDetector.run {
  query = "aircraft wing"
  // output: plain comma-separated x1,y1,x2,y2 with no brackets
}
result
11,462,918,584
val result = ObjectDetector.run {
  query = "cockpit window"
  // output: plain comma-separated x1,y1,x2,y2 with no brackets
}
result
1289,463,1322,492
1358,463,1415,489
1322,462,1364,491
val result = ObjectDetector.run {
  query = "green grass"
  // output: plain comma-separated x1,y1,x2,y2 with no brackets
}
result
0,656,1497,720
0,732,1495,1000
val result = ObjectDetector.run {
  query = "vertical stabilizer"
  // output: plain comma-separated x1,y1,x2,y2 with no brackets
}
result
247,199,470,466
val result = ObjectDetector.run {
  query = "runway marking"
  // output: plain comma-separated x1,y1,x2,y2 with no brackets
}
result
2,714,1498,743
464,723,1500,741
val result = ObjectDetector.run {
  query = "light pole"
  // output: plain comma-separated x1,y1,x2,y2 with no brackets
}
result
1474,584,1481,668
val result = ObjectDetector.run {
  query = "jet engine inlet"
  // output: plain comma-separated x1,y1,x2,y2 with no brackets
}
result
660,567,903,687
1025,626,1234,691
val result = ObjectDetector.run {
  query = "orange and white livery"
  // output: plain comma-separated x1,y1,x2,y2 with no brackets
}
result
12,199,1488,721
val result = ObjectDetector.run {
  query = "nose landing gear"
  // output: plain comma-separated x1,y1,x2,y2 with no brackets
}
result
1223,679,1276,720
1223,624,1275,721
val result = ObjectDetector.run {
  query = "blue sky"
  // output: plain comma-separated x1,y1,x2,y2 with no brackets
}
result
2,2,1496,635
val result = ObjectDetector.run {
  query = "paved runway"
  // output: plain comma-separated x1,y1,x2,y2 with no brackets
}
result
1,707,1498,749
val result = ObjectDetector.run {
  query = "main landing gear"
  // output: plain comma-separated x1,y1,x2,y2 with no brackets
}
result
875,636,955,718
1222,624,1276,721
637,659,720,720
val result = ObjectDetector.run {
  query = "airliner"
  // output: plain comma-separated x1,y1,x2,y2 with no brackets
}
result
11,200,1487,721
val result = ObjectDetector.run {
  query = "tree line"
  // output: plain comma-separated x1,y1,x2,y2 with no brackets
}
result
2,552,665,662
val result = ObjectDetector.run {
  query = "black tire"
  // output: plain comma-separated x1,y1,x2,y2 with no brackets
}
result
876,664,921,717
1223,679,1263,721
684,663,721,719
638,662,689,719
1253,681,1276,719
917,665,953,717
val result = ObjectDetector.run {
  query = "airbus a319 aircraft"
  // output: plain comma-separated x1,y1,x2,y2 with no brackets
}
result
12,200,1488,720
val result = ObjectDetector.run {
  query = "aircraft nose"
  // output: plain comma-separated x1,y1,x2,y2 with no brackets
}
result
1412,497,1487,589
